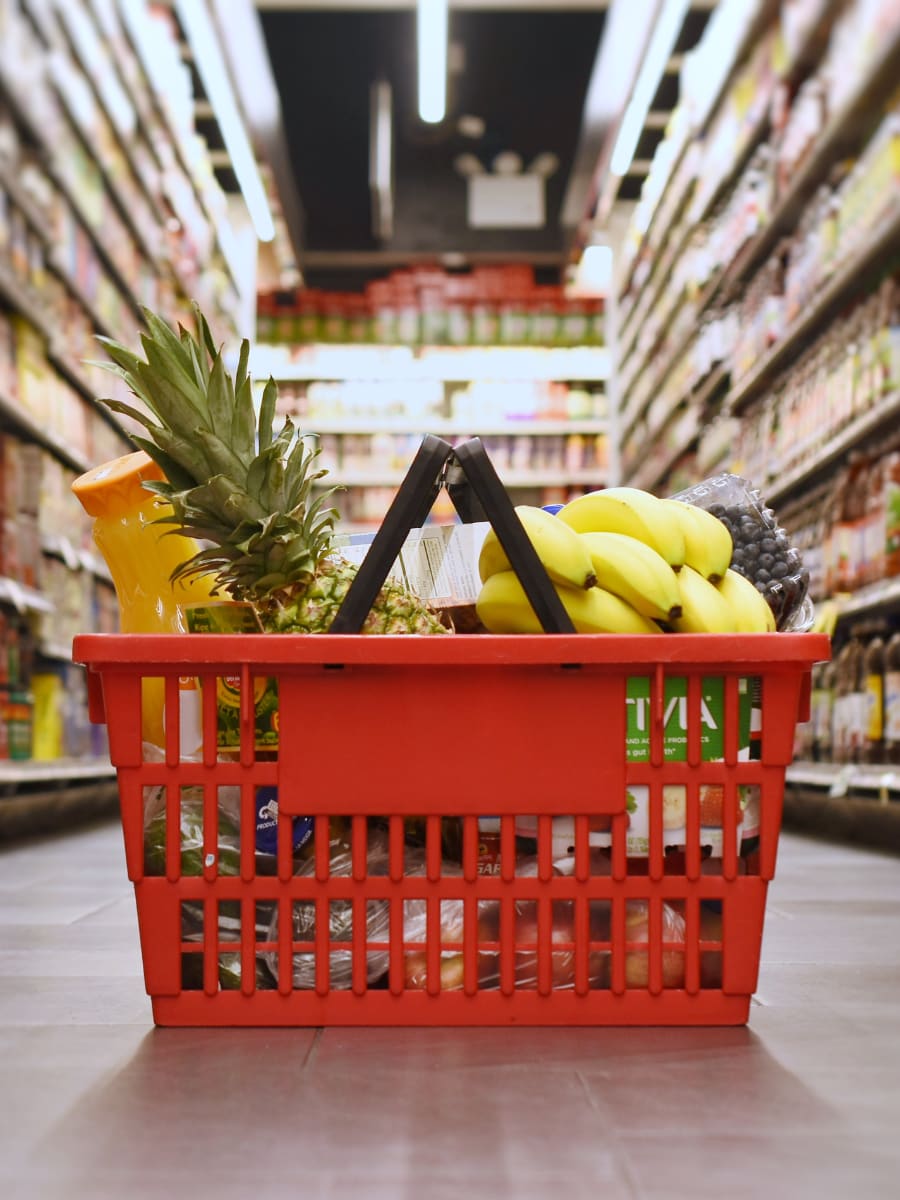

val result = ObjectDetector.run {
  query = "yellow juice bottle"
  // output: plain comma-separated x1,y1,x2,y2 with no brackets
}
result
72,450,219,747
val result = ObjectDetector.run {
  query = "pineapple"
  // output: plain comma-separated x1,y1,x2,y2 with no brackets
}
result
95,305,449,634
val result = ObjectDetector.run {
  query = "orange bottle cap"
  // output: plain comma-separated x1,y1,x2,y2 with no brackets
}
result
71,451,166,518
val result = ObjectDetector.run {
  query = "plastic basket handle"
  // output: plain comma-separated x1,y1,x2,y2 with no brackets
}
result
329,434,574,634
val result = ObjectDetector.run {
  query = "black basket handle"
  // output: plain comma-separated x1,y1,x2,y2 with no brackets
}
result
329,435,574,633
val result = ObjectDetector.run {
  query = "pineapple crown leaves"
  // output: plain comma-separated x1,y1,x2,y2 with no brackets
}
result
93,304,259,486
90,303,346,597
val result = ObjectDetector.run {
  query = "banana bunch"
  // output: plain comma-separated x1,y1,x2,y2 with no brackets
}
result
475,492,777,635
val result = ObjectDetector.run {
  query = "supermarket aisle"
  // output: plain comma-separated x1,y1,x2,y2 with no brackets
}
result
1,822,899,1200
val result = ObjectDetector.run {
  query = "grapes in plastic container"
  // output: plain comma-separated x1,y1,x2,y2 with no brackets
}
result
671,473,813,631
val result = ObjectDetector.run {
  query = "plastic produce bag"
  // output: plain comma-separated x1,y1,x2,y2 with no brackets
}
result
264,824,394,990
671,473,812,631
142,744,311,881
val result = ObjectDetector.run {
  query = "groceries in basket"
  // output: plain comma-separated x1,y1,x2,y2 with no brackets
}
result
474,483,806,633
671,473,812,631
79,305,450,642
71,302,812,655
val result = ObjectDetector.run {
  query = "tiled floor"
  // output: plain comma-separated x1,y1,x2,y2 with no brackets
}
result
1,821,898,1199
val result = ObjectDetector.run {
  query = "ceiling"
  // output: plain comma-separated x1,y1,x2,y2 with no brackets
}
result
198,1,720,291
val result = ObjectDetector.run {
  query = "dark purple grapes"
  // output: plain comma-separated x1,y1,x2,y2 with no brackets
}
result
671,475,810,629
709,493,809,629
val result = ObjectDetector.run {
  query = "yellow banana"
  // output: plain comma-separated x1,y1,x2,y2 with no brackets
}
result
671,565,736,633
557,487,686,569
579,531,681,622
478,505,597,590
716,568,776,632
476,570,659,634
661,498,733,583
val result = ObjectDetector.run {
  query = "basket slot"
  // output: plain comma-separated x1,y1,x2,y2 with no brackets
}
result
721,778,739,880
200,673,218,768
686,780,703,880
389,816,405,884
499,897,515,996
426,897,441,996
164,676,181,767
462,815,478,882
389,895,404,996
723,676,741,764
426,815,442,882
684,896,700,995
574,896,589,995
241,897,256,996
464,896,478,996
500,815,516,883
240,784,256,883
647,898,662,996
315,898,330,996
352,897,367,996
352,815,368,882
277,896,293,996
648,779,664,882
165,784,181,882
202,785,218,883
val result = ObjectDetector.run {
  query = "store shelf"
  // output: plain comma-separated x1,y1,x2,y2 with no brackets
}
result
0,159,53,245
728,201,900,415
617,0,777,313
323,468,606,489
41,533,111,583
114,0,243,300
626,408,703,494
719,20,900,309
301,419,608,437
616,0,836,362
0,260,55,341
0,757,115,787
786,760,900,796
253,344,609,383
827,575,900,622
618,7,900,453
51,0,168,229
0,577,54,616
0,260,130,458
765,389,900,506
0,387,90,474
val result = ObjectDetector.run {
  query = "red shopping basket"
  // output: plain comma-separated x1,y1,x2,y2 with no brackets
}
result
73,438,829,1026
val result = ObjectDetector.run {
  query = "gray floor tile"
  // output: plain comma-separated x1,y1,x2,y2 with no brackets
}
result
0,820,898,1198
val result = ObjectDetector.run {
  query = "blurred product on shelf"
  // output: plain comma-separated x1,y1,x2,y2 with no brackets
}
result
258,264,605,349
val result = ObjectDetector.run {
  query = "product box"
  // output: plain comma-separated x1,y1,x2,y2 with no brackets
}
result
518,675,759,860
334,521,490,608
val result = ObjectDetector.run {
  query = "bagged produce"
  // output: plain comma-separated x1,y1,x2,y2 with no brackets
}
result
671,473,812,631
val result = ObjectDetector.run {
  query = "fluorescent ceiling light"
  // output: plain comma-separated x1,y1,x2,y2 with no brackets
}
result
175,0,276,242
417,0,448,124
369,80,393,240
609,0,690,177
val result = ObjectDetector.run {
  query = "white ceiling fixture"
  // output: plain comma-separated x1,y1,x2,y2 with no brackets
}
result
529,152,560,178
417,0,449,124
492,151,524,175
176,0,275,241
